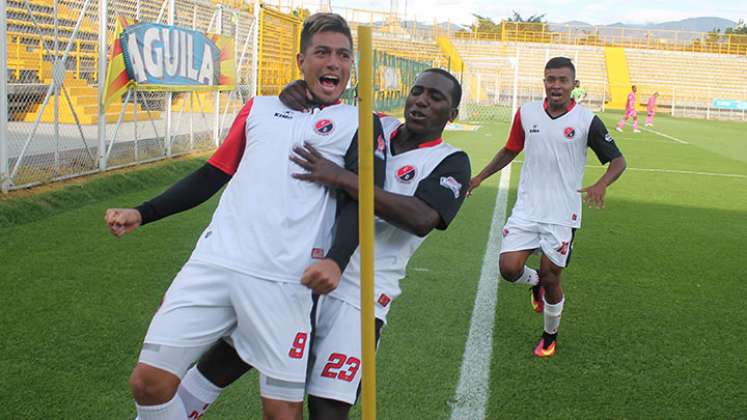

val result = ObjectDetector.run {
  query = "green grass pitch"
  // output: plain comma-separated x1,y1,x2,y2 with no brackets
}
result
1,111,745,418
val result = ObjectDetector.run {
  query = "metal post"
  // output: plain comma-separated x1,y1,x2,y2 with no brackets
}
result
98,0,108,170
54,0,60,175
0,0,9,192
670,86,675,117
165,0,175,157
214,5,223,146
251,0,260,97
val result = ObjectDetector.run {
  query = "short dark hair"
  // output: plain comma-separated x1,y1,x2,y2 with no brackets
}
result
545,57,576,79
299,13,353,54
422,68,462,108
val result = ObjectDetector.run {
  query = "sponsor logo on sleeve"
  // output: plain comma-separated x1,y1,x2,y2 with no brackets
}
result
396,165,416,183
377,293,391,307
604,133,614,143
314,119,335,135
374,133,386,160
563,127,576,139
311,248,325,259
440,176,462,199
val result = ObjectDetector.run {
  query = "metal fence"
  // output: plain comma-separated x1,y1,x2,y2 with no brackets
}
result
1,0,258,192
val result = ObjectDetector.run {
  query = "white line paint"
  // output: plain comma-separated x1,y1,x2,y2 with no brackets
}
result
639,126,689,144
588,164,747,179
449,163,511,420
514,160,747,179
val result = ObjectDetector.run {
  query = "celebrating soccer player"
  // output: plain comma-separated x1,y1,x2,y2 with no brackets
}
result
468,57,626,357
165,69,471,419
105,13,385,419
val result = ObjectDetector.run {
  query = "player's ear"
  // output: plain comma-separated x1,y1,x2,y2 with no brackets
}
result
449,107,458,122
296,52,305,72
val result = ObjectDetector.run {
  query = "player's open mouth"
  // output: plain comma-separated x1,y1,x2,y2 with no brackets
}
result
319,75,340,91
408,109,426,120
550,91,563,99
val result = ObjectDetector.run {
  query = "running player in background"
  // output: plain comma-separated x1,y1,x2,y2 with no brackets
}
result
645,92,659,127
468,57,626,357
105,13,385,420
173,69,471,420
616,85,640,133
570,80,587,104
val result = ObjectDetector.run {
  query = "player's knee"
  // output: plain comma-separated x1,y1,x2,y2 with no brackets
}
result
539,270,560,289
262,399,303,420
129,363,179,405
308,395,351,420
498,263,523,282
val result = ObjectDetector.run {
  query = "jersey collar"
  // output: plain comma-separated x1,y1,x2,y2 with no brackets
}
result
391,123,443,152
543,98,576,119
317,99,342,110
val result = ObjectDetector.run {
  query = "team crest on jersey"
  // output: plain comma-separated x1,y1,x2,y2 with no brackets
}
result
439,176,462,199
396,165,416,183
375,134,386,160
314,119,335,135
563,127,576,139
377,293,391,307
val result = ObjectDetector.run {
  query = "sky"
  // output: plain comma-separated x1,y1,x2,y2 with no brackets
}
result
321,0,745,26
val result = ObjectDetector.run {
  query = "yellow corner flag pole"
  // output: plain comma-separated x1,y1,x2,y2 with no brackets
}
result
357,25,376,420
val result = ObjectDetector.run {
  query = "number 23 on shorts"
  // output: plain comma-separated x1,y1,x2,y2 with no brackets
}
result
321,353,361,382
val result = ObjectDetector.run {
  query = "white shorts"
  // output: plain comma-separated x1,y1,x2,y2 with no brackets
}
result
258,295,384,405
499,215,576,268
140,260,313,383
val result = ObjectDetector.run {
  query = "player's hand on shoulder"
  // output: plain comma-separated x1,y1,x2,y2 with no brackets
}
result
279,80,314,112
578,182,606,209
104,208,142,237
300,258,342,295
290,142,347,188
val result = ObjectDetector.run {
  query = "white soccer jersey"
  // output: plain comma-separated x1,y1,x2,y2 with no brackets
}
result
506,100,621,228
190,97,379,283
330,116,471,322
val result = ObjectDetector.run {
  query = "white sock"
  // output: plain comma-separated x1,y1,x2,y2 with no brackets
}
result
135,393,186,420
178,366,224,418
512,266,540,286
543,296,565,334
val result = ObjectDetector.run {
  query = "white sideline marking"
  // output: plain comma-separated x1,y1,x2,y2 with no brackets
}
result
588,164,747,179
639,127,689,144
449,163,511,420
514,160,747,179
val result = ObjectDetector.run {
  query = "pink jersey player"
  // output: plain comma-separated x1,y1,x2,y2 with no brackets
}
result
616,85,639,133
645,92,659,126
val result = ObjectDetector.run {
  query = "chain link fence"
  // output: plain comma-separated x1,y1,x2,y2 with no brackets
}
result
1,0,258,191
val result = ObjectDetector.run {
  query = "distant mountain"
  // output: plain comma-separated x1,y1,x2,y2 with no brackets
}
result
555,17,737,33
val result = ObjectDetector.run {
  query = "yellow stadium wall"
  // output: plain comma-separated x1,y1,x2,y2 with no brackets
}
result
603,47,633,110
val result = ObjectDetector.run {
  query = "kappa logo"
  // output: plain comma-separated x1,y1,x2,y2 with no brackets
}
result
439,176,462,199
314,119,335,135
557,241,570,256
502,228,509,237
563,127,576,139
396,165,416,183
273,111,293,120
529,124,540,134
377,293,391,307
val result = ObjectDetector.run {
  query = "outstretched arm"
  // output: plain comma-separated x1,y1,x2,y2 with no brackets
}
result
468,146,518,196
104,163,230,237
578,156,626,208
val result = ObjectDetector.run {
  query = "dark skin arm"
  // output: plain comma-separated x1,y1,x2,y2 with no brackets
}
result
467,146,518,196
578,155,626,208
291,143,441,237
